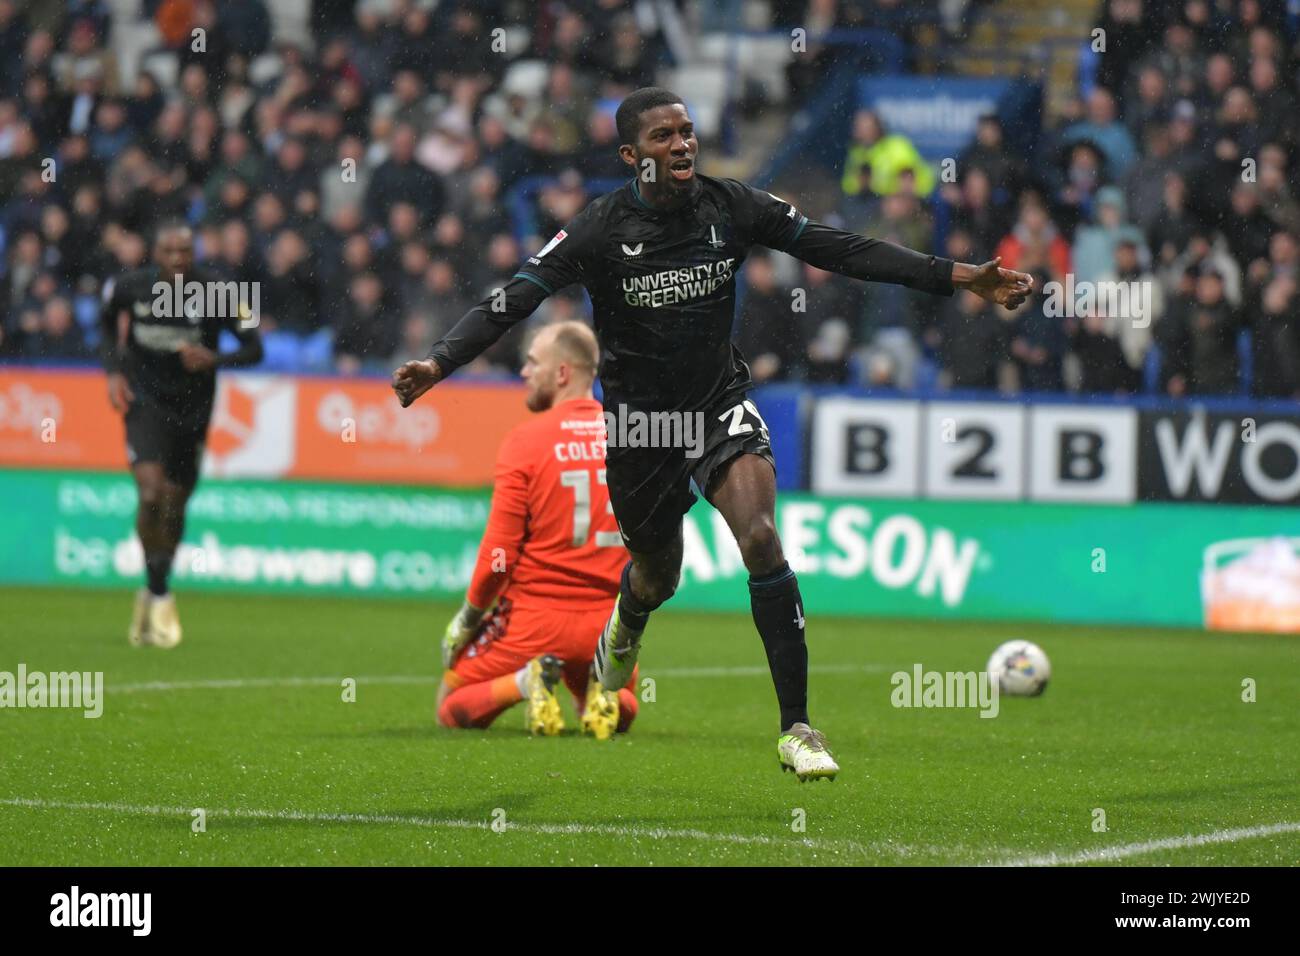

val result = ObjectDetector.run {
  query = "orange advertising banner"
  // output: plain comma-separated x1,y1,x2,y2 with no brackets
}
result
0,368,530,486
289,377,532,484
0,368,127,470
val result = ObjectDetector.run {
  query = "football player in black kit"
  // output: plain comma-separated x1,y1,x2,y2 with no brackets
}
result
393,88,1031,779
101,221,263,648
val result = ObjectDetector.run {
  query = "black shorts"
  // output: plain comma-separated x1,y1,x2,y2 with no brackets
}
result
124,401,208,487
605,389,776,554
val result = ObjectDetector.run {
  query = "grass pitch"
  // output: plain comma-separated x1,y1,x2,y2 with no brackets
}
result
0,586,1296,866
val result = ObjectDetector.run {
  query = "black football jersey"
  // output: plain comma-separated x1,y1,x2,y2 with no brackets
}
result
428,174,956,413
101,265,262,428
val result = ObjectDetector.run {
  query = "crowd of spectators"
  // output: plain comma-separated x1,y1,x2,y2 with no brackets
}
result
746,0,1300,400
1,0,1297,403
0,0,666,376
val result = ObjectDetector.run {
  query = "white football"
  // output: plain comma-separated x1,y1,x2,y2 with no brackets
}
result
987,640,1051,697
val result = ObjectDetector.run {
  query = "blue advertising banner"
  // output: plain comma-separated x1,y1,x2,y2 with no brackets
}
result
857,76,1014,159
752,384,805,491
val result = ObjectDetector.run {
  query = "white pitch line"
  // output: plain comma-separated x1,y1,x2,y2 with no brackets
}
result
997,822,1300,867
110,675,432,694
108,664,888,694
9,797,1289,866
0,796,874,855
660,663,891,678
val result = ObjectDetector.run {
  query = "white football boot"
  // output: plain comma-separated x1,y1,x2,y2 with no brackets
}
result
147,593,183,649
128,589,152,646
777,723,839,781
593,605,640,691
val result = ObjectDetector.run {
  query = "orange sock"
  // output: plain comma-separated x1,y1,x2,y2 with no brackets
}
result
438,673,523,729
616,688,638,733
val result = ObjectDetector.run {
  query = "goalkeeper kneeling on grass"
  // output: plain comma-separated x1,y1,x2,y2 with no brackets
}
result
436,320,638,738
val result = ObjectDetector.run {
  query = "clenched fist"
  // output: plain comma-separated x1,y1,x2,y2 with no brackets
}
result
391,358,445,408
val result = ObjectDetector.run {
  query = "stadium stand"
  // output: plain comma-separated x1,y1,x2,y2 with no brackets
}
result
0,0,1296,401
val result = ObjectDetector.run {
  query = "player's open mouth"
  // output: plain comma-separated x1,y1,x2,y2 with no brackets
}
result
668,159,693,181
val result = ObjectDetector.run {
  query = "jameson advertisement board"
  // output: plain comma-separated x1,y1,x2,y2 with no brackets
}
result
3,470,1297,632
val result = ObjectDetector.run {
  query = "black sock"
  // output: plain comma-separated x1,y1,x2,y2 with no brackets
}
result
145,552,172,597
749,561,809,732
617,561,655,631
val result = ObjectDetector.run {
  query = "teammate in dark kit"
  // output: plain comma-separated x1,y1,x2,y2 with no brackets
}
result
101,221,263,648
393,88,1031,778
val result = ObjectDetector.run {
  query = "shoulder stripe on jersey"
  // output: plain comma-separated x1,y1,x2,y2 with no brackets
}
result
790,215,808,245
513,272,554,295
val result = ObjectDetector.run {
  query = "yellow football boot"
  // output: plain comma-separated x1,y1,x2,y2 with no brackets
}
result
580,668,620,741
524,655,564,736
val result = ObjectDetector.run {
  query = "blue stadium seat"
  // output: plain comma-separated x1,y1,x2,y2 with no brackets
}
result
932,197,950,263
1237,328,1253,396
1077,40,1098,99
915,356,940,392
217,328,334,374
1143,342,1162,394
298,328,335,373
846,351,864,385
74,294,100,349
257,330,304,372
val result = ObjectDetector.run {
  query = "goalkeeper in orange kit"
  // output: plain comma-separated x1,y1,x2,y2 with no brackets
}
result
436,320,638,738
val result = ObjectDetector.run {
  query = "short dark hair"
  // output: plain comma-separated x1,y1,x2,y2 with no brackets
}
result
616,87,686,145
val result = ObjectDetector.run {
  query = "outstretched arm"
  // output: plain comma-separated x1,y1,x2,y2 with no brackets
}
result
392,273,550,407
787,220,1032,308
394,214,594,407
786,219,957,295
739,181,1032,308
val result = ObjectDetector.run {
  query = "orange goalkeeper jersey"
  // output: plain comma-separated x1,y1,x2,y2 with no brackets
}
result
466,396,627,610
